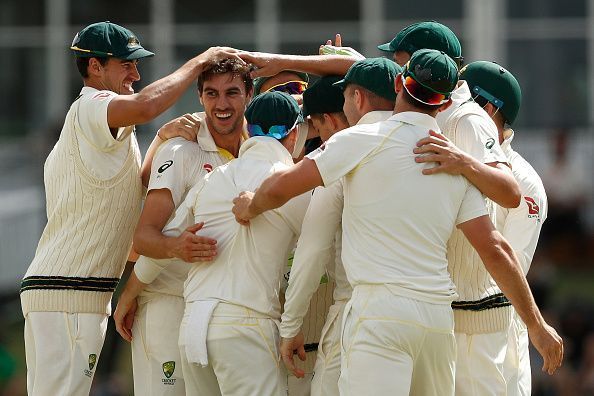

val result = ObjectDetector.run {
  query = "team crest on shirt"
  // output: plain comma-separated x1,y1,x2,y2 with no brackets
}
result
203,163,213,173
524,197,541,221
162,361,176,385
485,138,495,149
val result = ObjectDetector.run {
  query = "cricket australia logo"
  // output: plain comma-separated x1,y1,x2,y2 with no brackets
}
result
162,361,176,385
84,354,97,378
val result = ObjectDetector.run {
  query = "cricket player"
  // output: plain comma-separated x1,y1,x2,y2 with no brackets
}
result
116,91,311,395
114,58,253,395
460,61,548,396
19,20,243,396
380,21,527,395
280,59,400,396
233,49,563,396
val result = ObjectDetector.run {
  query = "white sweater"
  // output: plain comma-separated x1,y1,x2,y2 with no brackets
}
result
20,88,142,315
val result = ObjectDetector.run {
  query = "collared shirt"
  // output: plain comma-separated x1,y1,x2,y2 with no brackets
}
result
136,137,311,318
311,111,487,304
496,130,548,274
280,110,392,338
136,112,237,299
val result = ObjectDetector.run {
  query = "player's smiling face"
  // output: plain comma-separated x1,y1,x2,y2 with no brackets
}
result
98,58,140,95
200,73,251,136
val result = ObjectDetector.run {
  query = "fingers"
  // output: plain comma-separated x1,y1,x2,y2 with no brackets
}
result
297,345,306,362
325,39,332,45
114,309,132,342
415,136,448,148
335,33,342,47
186,222,206,234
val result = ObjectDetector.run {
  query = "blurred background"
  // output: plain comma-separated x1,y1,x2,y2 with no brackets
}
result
1,0,594,394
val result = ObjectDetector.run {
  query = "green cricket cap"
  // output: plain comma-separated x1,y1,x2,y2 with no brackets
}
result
460,61,522,125
378,21,463,67
70,21,154,60
333,57,401,101
402,49,459,101
302,75,345,117
245,91,304,140
253,71,310,95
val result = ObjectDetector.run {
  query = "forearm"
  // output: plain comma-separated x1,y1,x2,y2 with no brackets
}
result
134,224,177,259
479,233,544,329
461,159,521,208
276,54,357,76
134,57,205,123
120,270,148,301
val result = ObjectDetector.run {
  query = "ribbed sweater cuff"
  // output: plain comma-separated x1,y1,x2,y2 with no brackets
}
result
20,289,113,316
454,305,513,334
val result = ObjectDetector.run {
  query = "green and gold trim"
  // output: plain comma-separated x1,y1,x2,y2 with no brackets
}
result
20,276,119,293
451,293,511,312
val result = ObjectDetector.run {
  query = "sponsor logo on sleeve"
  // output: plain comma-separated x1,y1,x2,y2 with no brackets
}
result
158,160,174,173
203,163,213,173
524,197,541,221
485,138,495,150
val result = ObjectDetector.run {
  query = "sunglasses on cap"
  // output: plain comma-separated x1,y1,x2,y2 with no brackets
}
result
247,123,297,140
265,80,308,95
401,74,449,106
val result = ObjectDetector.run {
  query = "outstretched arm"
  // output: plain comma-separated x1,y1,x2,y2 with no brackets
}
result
238,51,357,79
108,47,244,128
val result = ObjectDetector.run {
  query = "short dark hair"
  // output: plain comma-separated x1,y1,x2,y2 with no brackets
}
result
75,56,109,78
197,58,253,94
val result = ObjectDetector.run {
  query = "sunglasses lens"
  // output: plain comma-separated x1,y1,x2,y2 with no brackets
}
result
403,75,447,105
247,124,289,139
269,81,307,95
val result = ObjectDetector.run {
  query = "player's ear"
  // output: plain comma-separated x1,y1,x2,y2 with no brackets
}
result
394,73,403,93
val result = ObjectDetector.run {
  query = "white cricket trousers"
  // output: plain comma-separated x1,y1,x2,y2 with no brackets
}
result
339,285,455,396
455,329,508,396
24,311,108,396
311,300,346,396
179,301,287,396
504,312,531,396
131,294,185,395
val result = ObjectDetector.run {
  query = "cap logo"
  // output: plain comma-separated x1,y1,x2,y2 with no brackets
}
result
127,36,140,48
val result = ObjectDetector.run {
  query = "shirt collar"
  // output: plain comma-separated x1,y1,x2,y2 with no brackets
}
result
451,81,472,105
388,111,441,132
501,128,515,155
194,112,219,153
357,110,394,125
238,136,294,166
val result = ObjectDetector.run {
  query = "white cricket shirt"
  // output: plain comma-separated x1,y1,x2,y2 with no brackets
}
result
137,137,311,319
311,111,487,304
496,130,548,275
135,112,236,301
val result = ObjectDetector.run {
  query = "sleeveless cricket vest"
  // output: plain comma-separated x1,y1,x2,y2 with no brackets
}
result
20,96,143,315
445,102,513,334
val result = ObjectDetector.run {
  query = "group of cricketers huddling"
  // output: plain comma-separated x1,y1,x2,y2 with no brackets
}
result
20,18,563,396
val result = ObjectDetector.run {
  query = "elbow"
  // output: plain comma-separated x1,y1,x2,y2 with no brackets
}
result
132,232,149,256
505,186,522,209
